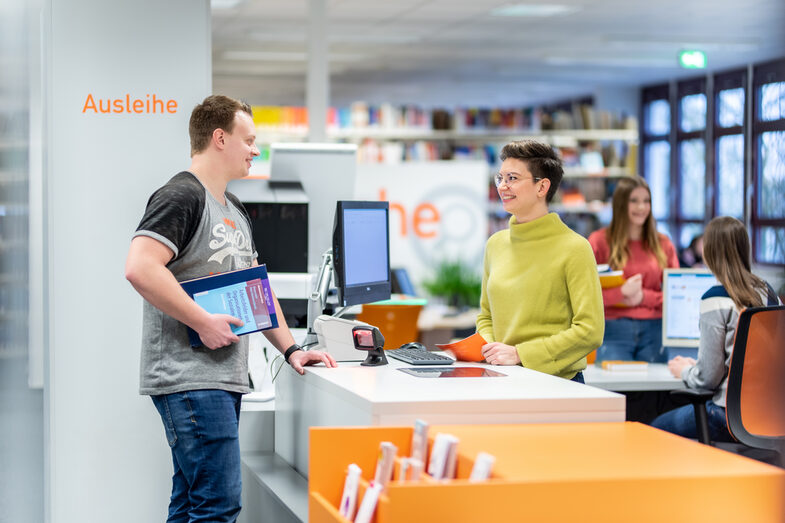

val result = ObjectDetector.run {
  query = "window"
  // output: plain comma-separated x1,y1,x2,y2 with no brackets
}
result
752,59,785,265
760,82,785,121
646,99,671,135
716,134,744,217
645,141,671,220
680,223,705,250
714,69,747,220
680,94,707,132
674,78,707,248
679,139,706,219
640,60,784,266
641,84,672,226
757,131,784,220
718,87,745,127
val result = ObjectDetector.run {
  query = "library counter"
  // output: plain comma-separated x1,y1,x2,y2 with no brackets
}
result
275,358,625,475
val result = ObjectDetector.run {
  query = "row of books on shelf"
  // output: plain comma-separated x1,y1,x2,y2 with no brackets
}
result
336,419,495,523
559,142,637,172
356,139,636,170
250,102,637,134
251,104,432,132
357,140,497,164
541,102,638,131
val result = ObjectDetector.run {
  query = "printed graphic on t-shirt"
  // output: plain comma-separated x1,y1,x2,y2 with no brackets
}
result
208,221,254,264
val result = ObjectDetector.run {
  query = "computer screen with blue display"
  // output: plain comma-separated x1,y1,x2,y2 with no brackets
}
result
662,268,720,348
332,201,391,307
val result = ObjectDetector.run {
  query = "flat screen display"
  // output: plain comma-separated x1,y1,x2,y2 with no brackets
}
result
662,269,719,347
332,201,391,307
343,209,389,286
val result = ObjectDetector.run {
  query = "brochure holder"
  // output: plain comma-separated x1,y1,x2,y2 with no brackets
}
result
309,423,785,522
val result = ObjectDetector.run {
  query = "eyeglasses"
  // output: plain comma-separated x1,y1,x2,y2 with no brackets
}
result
494,172,541,188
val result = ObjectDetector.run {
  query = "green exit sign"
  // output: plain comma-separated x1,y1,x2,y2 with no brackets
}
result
679,50,706,69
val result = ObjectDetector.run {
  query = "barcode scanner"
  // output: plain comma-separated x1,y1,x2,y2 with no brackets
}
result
352,325,388,367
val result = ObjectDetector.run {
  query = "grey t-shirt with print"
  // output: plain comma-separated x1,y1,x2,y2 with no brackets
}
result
134,171,258,395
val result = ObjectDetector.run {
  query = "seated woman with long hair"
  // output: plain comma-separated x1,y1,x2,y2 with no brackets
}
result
650,216,781,441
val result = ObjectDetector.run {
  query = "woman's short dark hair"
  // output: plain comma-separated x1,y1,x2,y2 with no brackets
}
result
499,140,563,203
189,95,253,155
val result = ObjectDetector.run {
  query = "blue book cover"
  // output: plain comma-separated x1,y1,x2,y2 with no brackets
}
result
180,264,278,347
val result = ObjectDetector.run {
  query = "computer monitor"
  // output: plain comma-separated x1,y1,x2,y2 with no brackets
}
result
332,201,392,308
662,268,720,347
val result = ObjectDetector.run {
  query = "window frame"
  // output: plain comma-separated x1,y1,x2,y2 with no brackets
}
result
751,58,785,266
675,76,709,248
640,83,673,233
712,68,748,220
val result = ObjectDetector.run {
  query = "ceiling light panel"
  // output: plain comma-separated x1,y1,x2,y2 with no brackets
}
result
210,0,244,10
489,4,581,17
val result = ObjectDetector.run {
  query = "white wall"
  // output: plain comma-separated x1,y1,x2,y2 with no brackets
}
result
355,161,489,290
44,1,210,521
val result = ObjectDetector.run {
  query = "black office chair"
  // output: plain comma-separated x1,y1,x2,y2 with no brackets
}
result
671,305,785,467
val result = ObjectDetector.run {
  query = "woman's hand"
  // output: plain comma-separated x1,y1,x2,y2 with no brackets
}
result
481,342,521,365
667,355,696,379
620,273,643,307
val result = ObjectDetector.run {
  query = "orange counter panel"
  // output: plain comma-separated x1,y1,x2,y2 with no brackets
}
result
310,422,785,522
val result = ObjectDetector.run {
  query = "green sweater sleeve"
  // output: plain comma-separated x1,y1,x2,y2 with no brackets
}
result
516,241,604,375
476,243,495,343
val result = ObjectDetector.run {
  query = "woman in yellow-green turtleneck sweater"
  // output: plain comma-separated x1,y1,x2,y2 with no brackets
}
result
477,141,604,381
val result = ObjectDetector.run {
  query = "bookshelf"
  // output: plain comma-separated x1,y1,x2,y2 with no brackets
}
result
256,127,636,143
252,103,639,238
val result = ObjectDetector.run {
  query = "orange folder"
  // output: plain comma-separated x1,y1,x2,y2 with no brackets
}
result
435,332,487,362
599,270,625,289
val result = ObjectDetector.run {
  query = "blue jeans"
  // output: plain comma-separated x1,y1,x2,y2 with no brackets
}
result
650,401,734,443
570,371,585,384
595,318,666,363
151,390,243,523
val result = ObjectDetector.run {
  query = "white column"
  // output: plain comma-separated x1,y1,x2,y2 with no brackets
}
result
307,0,329,142
44,1,210,521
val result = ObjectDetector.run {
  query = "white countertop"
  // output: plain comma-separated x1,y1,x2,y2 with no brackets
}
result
297,357,623,416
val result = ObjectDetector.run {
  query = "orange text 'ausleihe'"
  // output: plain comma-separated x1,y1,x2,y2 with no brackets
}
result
82,93,178,114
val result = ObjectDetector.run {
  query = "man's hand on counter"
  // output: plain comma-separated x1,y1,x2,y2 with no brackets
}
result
289,350,338,375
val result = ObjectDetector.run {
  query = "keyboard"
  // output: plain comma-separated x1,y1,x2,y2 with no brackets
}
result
387,347,455,365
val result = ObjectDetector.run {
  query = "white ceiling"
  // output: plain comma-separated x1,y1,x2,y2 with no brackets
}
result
212,0,785,108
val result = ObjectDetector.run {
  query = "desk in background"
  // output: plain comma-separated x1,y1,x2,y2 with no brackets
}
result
583,363,685,392
417,305,479,346
354,301,479,348
584,363,685,423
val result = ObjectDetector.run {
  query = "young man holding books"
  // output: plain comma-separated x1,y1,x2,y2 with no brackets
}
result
476,140,604,382
125,95,336,523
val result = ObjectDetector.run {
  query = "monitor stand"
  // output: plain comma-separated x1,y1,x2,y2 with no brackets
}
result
303,249,334,349
304,249,372,361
